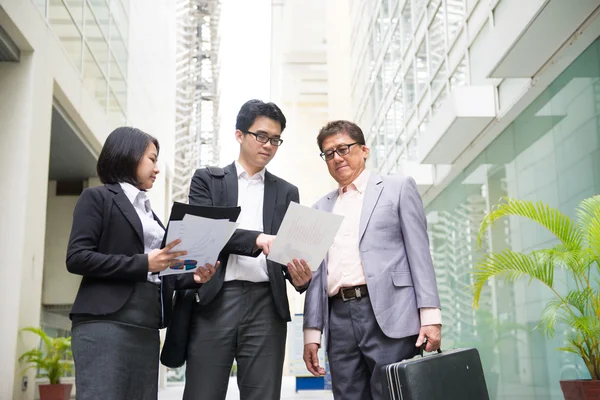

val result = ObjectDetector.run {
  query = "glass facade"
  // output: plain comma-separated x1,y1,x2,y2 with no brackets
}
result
349,0,469,174
33,0,129,125
426,38,600,399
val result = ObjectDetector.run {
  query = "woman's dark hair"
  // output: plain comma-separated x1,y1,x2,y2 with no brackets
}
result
317,120,366,151
97,127,159,185
236,99,287,133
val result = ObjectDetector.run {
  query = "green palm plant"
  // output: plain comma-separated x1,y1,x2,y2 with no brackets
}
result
470,197,600,381
19,327,73,384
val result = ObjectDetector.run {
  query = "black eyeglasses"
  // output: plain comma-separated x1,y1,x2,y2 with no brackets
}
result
320,142,359,161
243,131,284,146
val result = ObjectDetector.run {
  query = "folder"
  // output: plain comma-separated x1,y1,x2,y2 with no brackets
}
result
160,201,241,248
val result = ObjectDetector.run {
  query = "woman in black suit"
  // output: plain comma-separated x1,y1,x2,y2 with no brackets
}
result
66,127,218,400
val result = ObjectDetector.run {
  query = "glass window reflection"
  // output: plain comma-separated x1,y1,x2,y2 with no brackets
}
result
48,0,83,71
83,43,107,109
84,2,109,74
37,0,128,121
110,17,128,77
426,38,600,399
88,0,110,38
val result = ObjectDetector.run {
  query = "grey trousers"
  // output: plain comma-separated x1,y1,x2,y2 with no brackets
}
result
183,281,287,400
71,282,161,400
328,296,419,400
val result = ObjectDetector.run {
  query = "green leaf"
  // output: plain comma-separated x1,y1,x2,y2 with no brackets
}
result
576,195,600,232
477,198,582,250
571,315,600,339
18,327,72,385
20,327,52,350
565,289,594,316
586,210,600,260
557,345,582,356
471,249,553,308
538,299,563,338
473,195,600,381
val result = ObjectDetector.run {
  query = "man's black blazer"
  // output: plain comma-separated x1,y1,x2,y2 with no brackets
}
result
184,161,305,322
66,183,167,325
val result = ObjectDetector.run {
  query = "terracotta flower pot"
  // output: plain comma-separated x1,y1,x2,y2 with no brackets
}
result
560,380,600,400
39,383,72,400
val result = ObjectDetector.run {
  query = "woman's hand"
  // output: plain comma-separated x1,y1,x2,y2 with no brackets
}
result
193,261,220,284
148,239,187,273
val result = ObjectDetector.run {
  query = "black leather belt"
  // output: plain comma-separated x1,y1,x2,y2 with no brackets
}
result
331,285,369,302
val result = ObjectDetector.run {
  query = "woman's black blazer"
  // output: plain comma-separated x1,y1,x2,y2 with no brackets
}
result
66,183,164,320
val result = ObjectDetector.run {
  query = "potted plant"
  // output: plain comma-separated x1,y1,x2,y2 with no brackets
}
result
470,197,600,400
19,327,73,400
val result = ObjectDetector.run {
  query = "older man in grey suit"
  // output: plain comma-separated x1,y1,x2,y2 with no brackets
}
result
303,120,442,400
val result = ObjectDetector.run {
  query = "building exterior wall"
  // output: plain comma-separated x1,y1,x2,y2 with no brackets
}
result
336,0,600,196
0,0,176,397
426,39,600,398
0,49,53,400
325,0,600,398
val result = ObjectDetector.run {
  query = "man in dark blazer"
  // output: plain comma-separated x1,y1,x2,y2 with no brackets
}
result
181,100,313,400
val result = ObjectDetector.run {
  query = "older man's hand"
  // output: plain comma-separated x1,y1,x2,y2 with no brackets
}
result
303,343,326,377
415,324,442,352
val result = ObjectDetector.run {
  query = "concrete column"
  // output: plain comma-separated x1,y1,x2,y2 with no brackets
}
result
270,0,284,102
325,0,352,119
0,50,53,400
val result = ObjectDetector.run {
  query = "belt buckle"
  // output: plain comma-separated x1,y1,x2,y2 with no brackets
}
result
340,287,361,302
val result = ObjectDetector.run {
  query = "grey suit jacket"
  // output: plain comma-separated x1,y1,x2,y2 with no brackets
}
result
303,172,441,342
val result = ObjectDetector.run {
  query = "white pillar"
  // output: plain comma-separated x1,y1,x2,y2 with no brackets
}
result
0,50,53,400
326,0,353,119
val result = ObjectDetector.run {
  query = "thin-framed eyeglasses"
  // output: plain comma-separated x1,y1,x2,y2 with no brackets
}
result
320,142,359,161
243,130,284,146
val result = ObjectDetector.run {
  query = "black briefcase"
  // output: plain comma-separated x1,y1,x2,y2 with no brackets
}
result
381,347,489,400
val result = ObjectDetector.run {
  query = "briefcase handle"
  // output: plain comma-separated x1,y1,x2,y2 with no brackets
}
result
419,339,442,358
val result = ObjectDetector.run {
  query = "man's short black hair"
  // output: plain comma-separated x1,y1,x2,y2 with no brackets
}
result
97,126,159,186
235,99,287,133
317,120,366,151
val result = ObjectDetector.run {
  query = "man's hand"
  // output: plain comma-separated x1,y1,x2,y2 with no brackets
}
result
287,259,312,288
303,343,325,376
193,261,220,284
415,324,442,352
255,233,276,255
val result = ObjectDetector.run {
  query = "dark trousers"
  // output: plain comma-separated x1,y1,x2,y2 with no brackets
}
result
183,281,287,400
328,296,419,400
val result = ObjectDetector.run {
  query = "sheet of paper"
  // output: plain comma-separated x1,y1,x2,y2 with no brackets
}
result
160,202,241,248
267,202,343,271
160,214,238,276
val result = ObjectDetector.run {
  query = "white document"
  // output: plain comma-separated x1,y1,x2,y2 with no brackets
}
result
160,214,238,276
267,202,343,271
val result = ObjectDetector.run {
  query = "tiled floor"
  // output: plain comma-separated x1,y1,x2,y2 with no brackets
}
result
159,376,333,400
